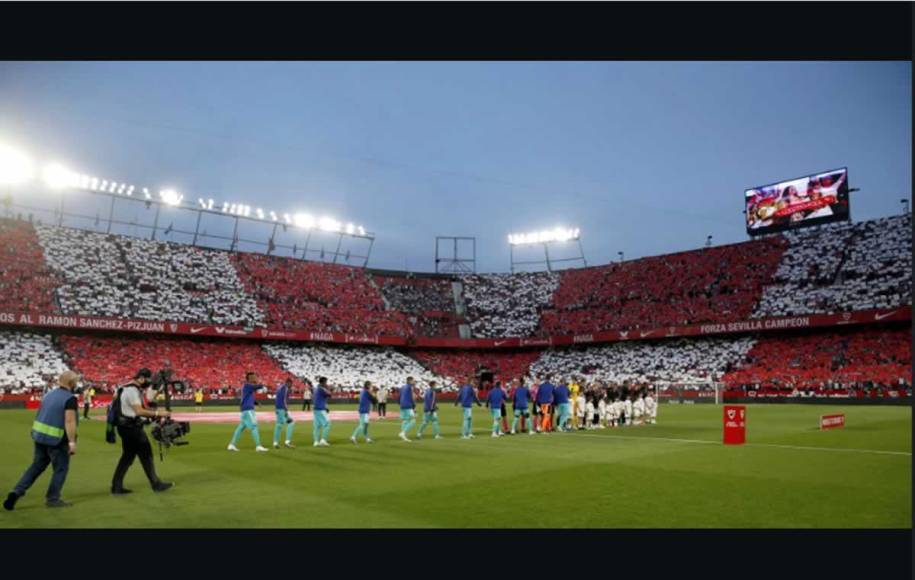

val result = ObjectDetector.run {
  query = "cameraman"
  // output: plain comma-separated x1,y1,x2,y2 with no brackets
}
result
110,368,174,495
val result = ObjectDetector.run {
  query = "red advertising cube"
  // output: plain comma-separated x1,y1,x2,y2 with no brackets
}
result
723,405,746,445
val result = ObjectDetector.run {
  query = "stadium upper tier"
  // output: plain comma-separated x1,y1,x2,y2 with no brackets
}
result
0,213,909,339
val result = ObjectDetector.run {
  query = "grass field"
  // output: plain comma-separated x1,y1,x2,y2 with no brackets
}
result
0,403,910,528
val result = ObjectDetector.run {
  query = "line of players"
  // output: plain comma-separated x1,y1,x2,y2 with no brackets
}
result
225,372,658,451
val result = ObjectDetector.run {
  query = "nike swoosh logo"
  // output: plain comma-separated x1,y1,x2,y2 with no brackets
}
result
189,327,207,333
494,340,508,346
639,331,653,338
874,311,897,321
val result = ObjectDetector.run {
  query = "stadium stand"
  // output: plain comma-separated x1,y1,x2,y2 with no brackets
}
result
0,217,63,313
540,237,788,335
407,349,541,384
58,334,299,393
722,326,911,395
264,342,449,392
36,224,265,326
461,272,559,337
754,214,912,317
373,274,463,337
0,330,70,392
233,254,413,336
529,336,755,385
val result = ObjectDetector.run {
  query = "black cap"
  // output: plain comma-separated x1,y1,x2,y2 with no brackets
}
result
135,368,153,379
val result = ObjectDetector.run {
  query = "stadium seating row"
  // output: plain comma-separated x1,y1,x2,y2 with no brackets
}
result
1,327,907,398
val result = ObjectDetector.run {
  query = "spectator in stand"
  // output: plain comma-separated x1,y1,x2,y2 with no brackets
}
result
37,224,265,326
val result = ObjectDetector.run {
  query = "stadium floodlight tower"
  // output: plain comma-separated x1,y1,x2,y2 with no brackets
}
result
435,236,476,274
0,139,376,267
508,227,587,273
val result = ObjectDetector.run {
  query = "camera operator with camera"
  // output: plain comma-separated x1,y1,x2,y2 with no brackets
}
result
110,368,174,495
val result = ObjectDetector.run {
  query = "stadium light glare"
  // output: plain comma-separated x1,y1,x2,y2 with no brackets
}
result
319,217,341,232
293,213,315,229
508,227,580,245
90,177,100,191
41,163,78,190
159,188,183,206
345,223,355,235
0,144,35,186
142,188,151,199
126,185,134,196
357,226,366,236
269,211,278,221
256,208,264,219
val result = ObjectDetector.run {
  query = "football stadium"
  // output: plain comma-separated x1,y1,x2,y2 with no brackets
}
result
0,61,910,529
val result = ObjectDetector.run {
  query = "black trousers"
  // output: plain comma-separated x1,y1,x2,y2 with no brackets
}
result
302,401,311,411
112,424,161,490
83,403,90,418
378,402,387,416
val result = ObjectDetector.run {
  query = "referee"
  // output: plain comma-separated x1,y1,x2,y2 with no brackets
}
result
110,368,174,495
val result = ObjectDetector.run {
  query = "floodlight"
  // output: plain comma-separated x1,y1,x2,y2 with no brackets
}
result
42,163,77,190
160,189,183,206
0,144,35,185
142,188,151,199
294,213,315,229
345,223,355,235
319,217,340,232
357,226,366,236
270,211,278,221
256,208,264,219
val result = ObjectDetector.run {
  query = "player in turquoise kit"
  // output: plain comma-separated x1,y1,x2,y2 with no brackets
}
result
454,378,481,439
485,381,507,437
417,380,443,440
228,372,269,452
398,377,419,442
350,381,376,444
312,377,333,447
272,377,295,449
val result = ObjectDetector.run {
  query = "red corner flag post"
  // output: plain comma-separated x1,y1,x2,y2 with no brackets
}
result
723,405,746,445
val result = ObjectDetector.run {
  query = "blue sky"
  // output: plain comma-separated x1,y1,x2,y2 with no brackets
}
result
0,61,909,272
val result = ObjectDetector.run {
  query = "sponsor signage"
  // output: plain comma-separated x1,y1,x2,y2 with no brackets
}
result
0,307,907,349
819,413,846,430
723,405,746,445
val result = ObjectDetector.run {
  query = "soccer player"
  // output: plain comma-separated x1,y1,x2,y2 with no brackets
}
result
510,378,531,435
485,381,507,437
227,372,269,452
622,395,633,427
273,377,296,448
536,376,555,433
454,378,481,439
398,376,419,442
82,384,95,419
417,380,442,440
554,379,571,432
569,377,580,429
632,393,645,426
351,381,376,444
576,390,586,430
312,377,333,447
530,380,541,432
645,388,657,425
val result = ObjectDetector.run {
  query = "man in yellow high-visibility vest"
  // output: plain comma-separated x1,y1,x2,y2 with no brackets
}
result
569,377,581,430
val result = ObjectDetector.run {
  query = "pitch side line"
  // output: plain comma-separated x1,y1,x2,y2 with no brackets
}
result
569,432,911,457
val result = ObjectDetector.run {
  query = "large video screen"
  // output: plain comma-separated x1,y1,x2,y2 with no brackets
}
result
745,168,849,235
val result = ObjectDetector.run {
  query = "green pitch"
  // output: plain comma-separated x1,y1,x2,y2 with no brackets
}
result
0,404,910,528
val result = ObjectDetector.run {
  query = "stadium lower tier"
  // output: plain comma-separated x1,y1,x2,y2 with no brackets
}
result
0,325,908,400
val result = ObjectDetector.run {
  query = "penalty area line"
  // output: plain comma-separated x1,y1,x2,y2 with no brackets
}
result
569,432,911,457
